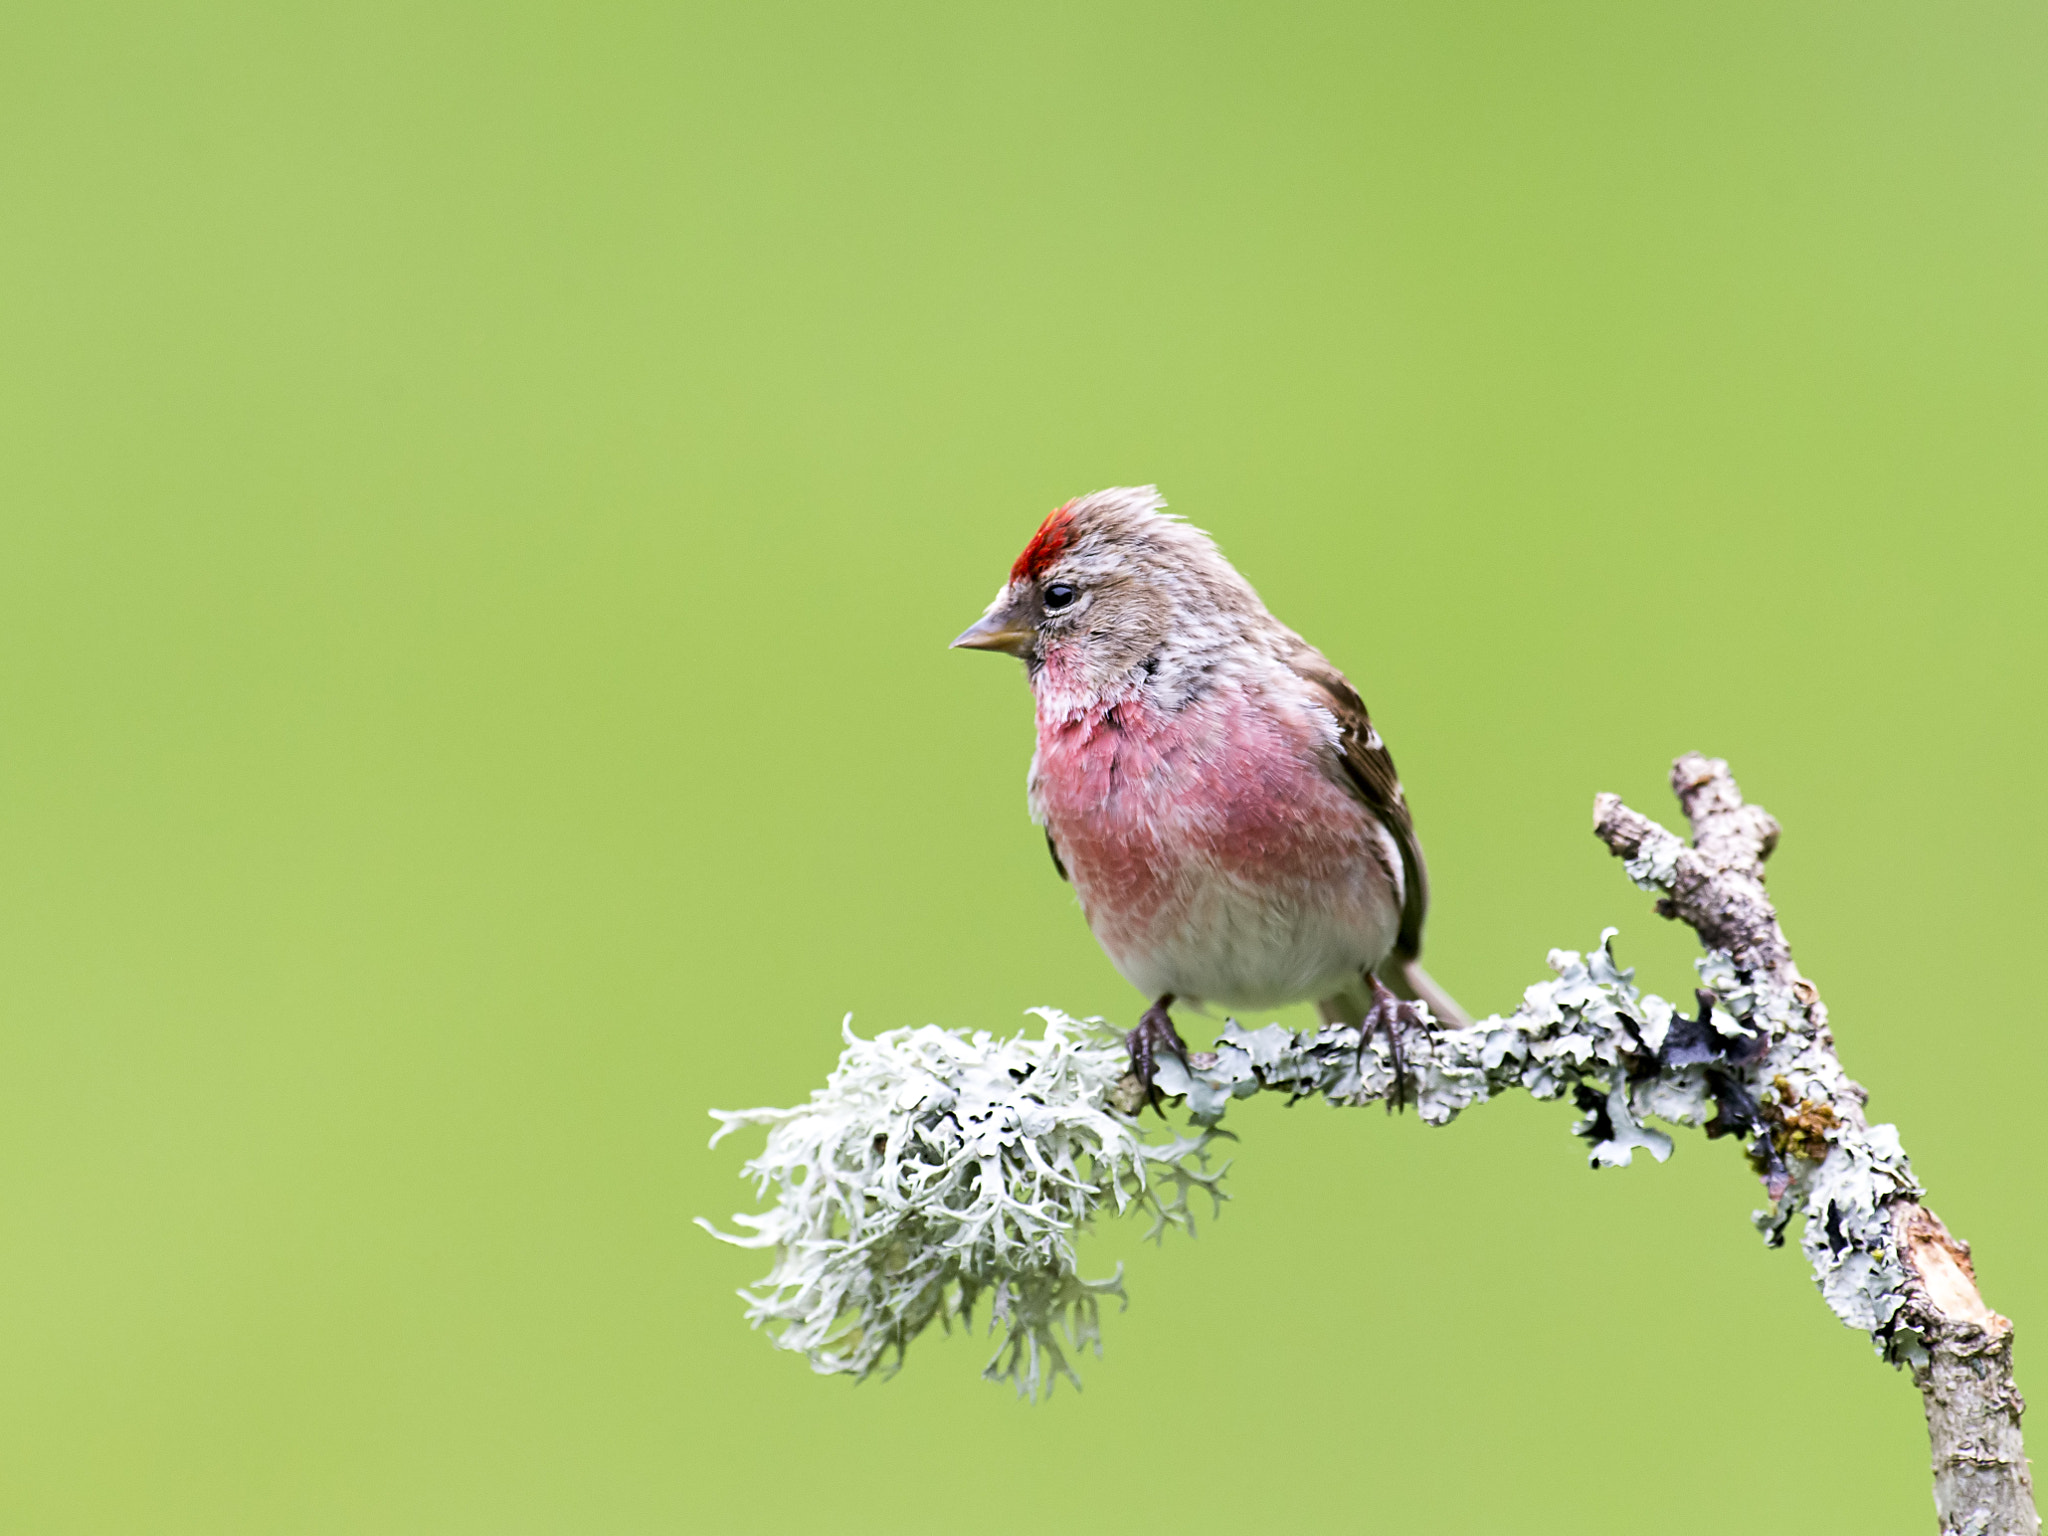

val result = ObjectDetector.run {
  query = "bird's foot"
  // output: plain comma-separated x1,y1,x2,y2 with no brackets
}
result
1362,976,1432,1115
1124,996,1189,1116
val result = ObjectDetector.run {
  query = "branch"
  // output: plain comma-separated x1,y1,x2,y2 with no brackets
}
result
704,755,2037,1532
1599,755,2035,1536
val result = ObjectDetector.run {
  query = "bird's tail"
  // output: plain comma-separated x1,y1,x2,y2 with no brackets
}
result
1374,952,1472,1029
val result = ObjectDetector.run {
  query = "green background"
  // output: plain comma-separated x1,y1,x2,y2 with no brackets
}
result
3,3,2043,1531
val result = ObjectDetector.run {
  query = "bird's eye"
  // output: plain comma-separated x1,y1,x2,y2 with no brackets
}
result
1043,582,1078,612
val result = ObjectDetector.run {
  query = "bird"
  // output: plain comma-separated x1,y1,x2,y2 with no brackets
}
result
951,486,1468,1104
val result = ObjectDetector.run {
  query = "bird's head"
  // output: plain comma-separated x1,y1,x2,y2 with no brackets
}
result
951,486,1262,695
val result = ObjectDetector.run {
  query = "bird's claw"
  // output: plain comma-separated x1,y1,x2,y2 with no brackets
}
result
1362,975,1432,1114
1124,999,1190,1116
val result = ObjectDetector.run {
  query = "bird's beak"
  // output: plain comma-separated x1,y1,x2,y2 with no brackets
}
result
950,604,1035,657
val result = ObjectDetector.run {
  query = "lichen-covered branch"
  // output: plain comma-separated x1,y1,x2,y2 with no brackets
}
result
704,756,2036,1532
1598,755,2036,1536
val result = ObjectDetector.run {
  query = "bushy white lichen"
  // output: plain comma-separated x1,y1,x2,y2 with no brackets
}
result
699,1010,1222,1399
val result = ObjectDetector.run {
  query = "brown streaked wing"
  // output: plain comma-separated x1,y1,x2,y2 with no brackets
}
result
1280,645,1431,961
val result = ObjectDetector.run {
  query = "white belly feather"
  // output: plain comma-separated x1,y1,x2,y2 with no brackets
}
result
1107,818,1405,1012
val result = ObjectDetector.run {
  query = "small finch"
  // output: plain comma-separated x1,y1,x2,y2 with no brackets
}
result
952,487,1468,1099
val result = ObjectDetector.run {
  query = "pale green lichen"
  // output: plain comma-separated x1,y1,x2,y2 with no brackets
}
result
1155,930,1695,1161
699,1010,1221,1399
1157,932,1921,1358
